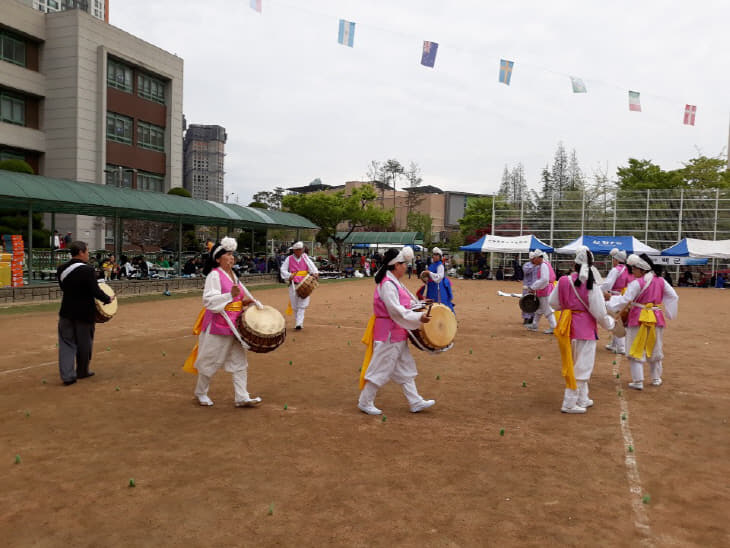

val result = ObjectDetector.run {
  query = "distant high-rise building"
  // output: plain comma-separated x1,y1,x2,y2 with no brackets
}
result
25,0,108,22
183,124,227,202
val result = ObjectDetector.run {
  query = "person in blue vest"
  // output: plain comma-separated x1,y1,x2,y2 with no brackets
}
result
425,247,455,312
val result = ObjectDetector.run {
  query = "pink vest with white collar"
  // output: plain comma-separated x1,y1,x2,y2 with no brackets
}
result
201,268,244,336
373,277,411,342
627,276,666,328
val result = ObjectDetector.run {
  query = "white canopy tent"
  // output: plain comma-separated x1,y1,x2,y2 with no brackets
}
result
555,235,659,255
661,238,730,259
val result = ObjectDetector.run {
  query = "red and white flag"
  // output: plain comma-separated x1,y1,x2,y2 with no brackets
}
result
683,104,696,126
628,91,641,112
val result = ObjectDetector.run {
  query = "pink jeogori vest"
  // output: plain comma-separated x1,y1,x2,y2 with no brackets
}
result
201,268,243,336
557,273,597,340
536,261,556,297
627,275,666,328
612,264,630,292
289,255,308,284
373,277,412,342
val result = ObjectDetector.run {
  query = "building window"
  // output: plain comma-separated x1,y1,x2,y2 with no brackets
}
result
137,121,165,152
107,58,133,93
105,165,133,188
0,31,26,67
138,172,164,193
106,112,133,144
137,73,166,104
0,92,25,125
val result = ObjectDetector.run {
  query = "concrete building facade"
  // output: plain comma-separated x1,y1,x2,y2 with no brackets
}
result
183,124,226,203
0,0,183,249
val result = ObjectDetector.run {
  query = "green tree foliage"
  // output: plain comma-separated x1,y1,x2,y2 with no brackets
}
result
458,196,507,239
616,159,680,190
0,159,33,174
248,201,268,209
673,155,730,188
282,185,392,270
252,187,286,210
167,187,192,198
406,211,432,248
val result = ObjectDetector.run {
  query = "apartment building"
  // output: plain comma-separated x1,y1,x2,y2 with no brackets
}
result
0,0,183,249
183,124,226,203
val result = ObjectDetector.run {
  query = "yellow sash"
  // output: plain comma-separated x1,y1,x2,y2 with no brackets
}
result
182,301,244,374
358,315,376,390
286,270,310,315
628,303,661,360
554,310,577,390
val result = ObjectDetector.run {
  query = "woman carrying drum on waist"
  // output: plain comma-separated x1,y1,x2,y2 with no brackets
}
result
183,237,263,408
279,241,319,330
358,247,436,416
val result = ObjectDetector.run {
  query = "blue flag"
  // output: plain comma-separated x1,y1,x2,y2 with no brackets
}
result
421,41,438,68
499,59,514,85
338,19,355,47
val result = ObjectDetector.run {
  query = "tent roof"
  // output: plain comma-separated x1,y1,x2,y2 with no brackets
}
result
335,231,423,245
460,234,554,253
661,238,730,259
555,235,658,255
0,171,317,229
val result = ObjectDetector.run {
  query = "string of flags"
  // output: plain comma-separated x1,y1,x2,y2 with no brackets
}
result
249,1,698,126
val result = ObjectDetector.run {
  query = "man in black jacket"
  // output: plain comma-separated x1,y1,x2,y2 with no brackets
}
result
57,241,113,385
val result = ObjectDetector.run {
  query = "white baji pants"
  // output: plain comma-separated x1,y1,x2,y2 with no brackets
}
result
359,339,427,408
288,284,311,327
193,328,253,403
532,296,557,329
625,326,664,383
562,339,596,409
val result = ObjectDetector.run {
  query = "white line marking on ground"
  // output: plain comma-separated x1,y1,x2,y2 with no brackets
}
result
612,353,653,543
0,361,56,375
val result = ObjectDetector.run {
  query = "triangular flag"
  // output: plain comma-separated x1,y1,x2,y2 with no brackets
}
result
570,76,587,93
338,20,355,47
683,104,696,126
249,0,261,13
499,59,514,85
421,41,438,68
628,91,641,112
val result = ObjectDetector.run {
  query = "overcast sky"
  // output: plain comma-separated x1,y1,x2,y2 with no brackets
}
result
112,0,730,203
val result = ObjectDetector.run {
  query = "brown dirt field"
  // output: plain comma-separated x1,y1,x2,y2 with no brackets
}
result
1,278,729,547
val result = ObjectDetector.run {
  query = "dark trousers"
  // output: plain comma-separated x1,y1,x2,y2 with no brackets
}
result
58,317,95,382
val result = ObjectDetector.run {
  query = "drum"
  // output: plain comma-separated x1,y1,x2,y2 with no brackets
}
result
611,312,626,338
519,293,540,314
295,274,318,299
95,282,117,323
409,303,457,353
237,305,286,353
420,270,430,283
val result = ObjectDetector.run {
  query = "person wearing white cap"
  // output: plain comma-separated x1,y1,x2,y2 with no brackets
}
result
526,249,557,334
183,237,263,408
425,247,455,312
549,246,615,413
279,241,319,330
358,247,436,415
600,248,632,354
606,253,679,390
520,255,538,324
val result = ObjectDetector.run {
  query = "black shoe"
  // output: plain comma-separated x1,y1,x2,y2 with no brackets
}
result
295,325,302,330
78,371,95,379
63,379,77,386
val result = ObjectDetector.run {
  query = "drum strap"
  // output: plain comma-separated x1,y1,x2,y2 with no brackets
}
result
59,262,85,283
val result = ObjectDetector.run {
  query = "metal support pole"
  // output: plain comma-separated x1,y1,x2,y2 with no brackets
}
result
27,204,33,283
644,189,651,243
580,190,585,234
712,188,720,274
177,218,183,277
489,195,496,270
549,191,555,247
612,190,617,236
519,194,524,236
676,188,684,280
51,212,56,267
114,211,121,262
251,229,254,256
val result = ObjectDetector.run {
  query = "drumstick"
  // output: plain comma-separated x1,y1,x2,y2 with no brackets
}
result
426,304,433,317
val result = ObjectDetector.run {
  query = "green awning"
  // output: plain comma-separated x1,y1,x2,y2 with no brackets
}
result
334,231,423,244
0,171,318,229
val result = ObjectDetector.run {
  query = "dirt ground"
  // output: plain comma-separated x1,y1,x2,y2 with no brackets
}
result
1,277,728,547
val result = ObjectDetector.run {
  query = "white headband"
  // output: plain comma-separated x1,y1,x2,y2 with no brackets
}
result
388,246,414,266
213,236,237,258
575,245,603,284
530,249,544,259
627,254,651,271
291,241,304,250
610,248,627,262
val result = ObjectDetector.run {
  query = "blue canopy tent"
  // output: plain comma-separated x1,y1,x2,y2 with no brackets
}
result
460,234,553,253
555,235,658,255
660,238,730,259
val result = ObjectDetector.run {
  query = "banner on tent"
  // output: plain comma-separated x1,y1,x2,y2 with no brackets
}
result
648,256,708,266
482,235,532,250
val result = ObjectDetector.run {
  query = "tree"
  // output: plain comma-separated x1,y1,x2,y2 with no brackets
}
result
382,159,405,227
458,196,498,239
616,159,680,190
407,211,432,248
404,161,424,215
566,149,585,192
551,142,569,200
282,185,392,271
0,159,33,174
252,187,286,210
248,201,268,209
167,187,191,198
498,166,511,200
674,155,730,188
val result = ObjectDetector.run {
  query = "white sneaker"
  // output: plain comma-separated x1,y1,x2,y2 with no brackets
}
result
410,399,436,413
561,405,587,414
543,328,554,335
628,382,644,391
198,395,214,406
525,325,538,332
577,399,594,408
651,378,663,387
605,344,616,352
235,397,262,407
358,403,382,415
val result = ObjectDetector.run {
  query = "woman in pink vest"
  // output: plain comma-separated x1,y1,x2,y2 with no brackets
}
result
279,241,319,330
358,247,435,416
192,237,263,407
600,248,631,354
607,254,679,390
526,249,557,334
549,246,615,413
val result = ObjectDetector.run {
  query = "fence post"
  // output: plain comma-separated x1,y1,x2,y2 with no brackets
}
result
676,188,684,280
549,191,555,247
489,195,496,270
580,190,585,234
27,203,33,283
612,190,617,236
713,188,720,274
177,218,182,277
644,189,651,243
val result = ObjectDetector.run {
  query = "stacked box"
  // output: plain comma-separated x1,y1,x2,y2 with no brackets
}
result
1,235,25,287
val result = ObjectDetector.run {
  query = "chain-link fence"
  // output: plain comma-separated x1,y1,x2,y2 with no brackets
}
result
486,188,730,280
